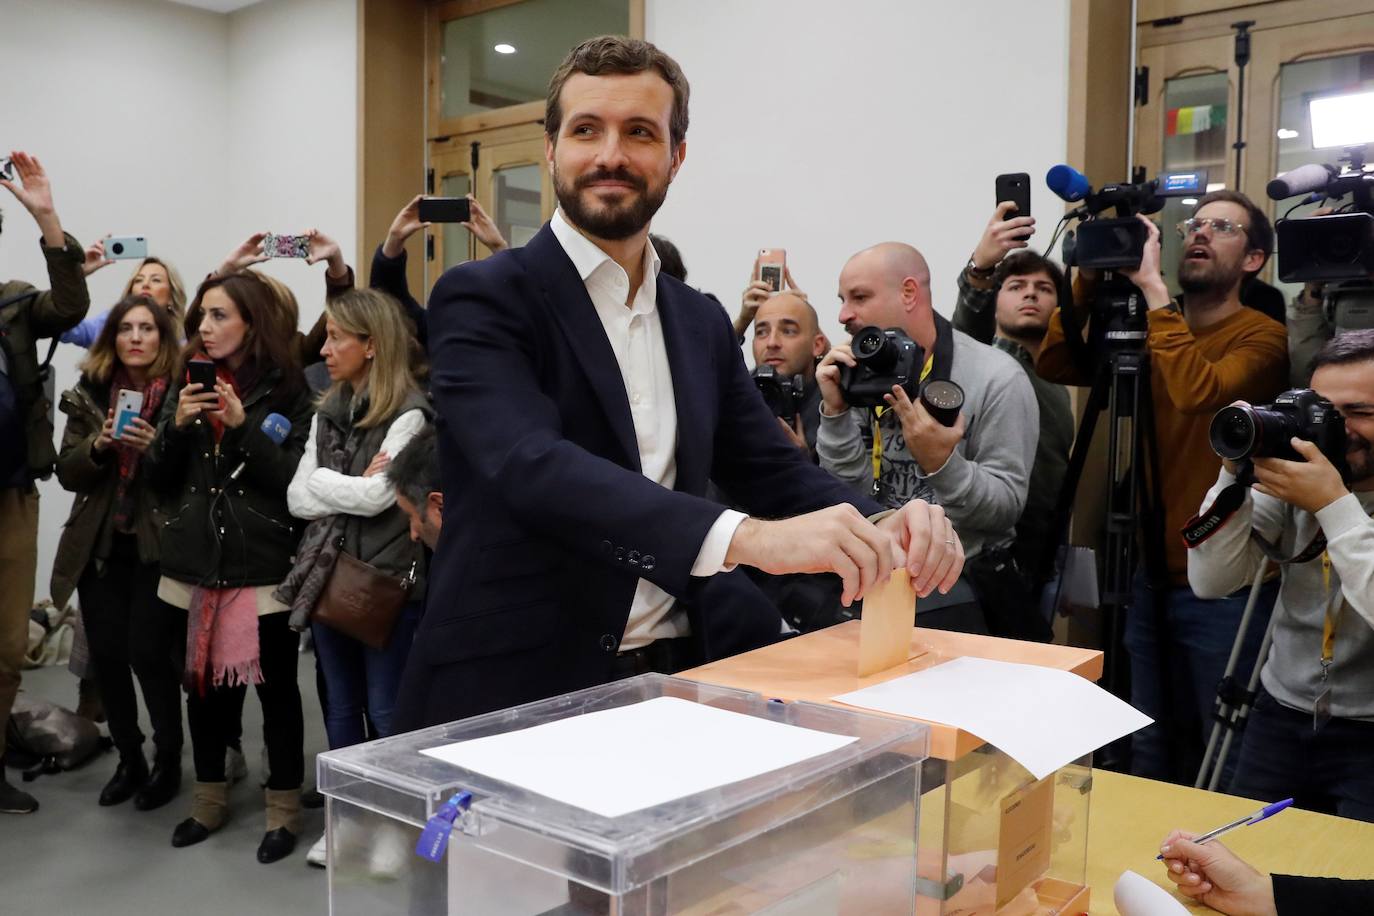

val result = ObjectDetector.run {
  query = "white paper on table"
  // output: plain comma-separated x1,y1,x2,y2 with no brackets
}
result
832,656,1151,779
420,696,857,819
1114,870,1189,915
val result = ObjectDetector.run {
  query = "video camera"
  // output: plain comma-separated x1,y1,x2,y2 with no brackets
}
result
751,365,806,423
1047,165,1206,270
1268,148,1374,283
1209,388,1348,477
838,325,964,424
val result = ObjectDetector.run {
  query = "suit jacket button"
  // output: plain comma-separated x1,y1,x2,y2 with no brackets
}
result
642,554,656,571
600,634,618,653
628,550,641,567
613,546,625,562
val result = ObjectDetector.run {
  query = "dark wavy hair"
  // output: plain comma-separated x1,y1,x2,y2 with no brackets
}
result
545,36,690,148
82,294,180,385
183,271,304,400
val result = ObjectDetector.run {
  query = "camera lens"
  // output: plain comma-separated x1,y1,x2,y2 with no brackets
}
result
852,326,897,373
1209,406,1258,460
919,379,964,428
111,242,124,255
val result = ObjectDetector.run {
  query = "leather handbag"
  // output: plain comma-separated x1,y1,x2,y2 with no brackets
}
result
313,553,416,650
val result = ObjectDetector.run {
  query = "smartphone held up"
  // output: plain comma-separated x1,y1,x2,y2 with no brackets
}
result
756,248,786,292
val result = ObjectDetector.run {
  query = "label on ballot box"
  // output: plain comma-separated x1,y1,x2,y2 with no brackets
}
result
995,774,1054,909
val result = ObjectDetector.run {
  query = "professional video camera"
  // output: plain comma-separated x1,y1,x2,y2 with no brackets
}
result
837,325,965,423
1047,165,1206,270
1268,148,1374,284
751,365,806,423
1209,388,1348,475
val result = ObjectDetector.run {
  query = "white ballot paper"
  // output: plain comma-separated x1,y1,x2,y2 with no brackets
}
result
1114,869,1189,915
420,696,857,818
833,657,1151,779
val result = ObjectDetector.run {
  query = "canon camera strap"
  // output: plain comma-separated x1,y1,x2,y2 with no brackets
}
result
1180,464,1327,565
928,311,955,383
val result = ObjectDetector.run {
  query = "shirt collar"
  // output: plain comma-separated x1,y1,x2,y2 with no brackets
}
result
993,335,1032,365
551,209,661,302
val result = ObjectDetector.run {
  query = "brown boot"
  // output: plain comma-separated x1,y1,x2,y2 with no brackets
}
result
258,788,301,863
171,780,228,847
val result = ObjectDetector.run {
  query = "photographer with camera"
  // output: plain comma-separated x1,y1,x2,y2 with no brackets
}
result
817,242,1038,637
750,292,828,458
1186,330,1374,822
1037,189,1289,784
955,204,1075,593
0,150,91,815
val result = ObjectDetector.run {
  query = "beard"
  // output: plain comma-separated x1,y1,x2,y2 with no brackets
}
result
1348,431,1372,484
996,314,1049,343
553,164,668,241
1177,254,1246,297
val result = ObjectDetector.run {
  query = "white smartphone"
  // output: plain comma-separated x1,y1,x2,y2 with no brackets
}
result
113,388,144,439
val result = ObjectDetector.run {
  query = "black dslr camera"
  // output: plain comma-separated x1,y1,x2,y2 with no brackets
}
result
1268,148,1374,283
751,365,806,423
1209,388,1349,477
839,326,923,408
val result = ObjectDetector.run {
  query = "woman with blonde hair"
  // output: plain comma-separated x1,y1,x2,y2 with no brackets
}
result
62,253,188,347
51,294,185,810
281,286,430,867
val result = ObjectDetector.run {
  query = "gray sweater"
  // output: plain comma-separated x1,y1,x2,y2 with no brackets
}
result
816,328,1038,559
1188,469,1374,720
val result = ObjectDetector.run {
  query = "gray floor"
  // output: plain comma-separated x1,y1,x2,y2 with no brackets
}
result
2,652,333,914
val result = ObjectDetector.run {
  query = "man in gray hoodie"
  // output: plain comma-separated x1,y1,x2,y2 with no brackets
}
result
817,242,1039,638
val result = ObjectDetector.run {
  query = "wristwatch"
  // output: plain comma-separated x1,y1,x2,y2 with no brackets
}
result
965,258,995,281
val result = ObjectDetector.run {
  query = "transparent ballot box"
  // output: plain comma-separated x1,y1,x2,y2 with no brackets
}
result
677,623,1099,915
318,673,931,915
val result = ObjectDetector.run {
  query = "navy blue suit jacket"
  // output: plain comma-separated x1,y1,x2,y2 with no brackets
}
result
396,223,878,728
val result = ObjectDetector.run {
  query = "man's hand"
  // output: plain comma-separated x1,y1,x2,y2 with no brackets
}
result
1251,438,1347,514
875,500,963,597
383,194,429,259
1120,215,1172,310
1159,832,1277,916
0,151,65,248
725,504,898,607
464,196,508,253
884,385,965,474
777,414,809,454
816,344,855,416
216,232,269,276
736,280,772,336
304,228,349,279
971,201,1036,271
83,236,114,277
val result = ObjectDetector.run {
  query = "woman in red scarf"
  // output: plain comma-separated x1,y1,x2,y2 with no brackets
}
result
50,295,180,810
143,272,314,864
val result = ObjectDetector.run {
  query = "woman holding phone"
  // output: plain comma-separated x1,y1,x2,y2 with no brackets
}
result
62,253,188,347
144,271,314,864
280,287,430,867
51,294,183,810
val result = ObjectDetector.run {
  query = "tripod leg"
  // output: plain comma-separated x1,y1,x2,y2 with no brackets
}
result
1208,588,1280,793
1195,563,1268,789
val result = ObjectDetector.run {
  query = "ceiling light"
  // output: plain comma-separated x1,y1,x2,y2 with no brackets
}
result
1309,90,1374,149
1205,182,1225,192
1276,128,1299,140
494,43,516,54
1181,198,1198,206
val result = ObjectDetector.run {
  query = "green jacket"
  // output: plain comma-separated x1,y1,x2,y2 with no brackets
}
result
145,368,315,588
0,233,91,480
49,376,166,609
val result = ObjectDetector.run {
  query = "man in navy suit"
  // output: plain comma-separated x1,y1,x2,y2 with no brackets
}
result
394,36,964,730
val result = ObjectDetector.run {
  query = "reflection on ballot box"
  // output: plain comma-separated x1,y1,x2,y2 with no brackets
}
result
318,674,931,915
679,621,1106,915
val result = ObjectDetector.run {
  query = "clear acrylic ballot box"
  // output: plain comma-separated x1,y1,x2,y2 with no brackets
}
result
678,623,1098,915
318,673,931,915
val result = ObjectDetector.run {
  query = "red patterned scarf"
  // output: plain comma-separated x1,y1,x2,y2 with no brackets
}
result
108,368,169,533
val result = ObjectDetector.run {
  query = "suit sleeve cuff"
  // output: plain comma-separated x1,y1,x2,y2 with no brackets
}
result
691,509,747,577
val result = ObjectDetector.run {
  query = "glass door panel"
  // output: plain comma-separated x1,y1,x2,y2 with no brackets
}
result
1160,71,1229,295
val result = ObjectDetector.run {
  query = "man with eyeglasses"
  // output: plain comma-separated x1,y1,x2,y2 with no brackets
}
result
1036,189,1289,787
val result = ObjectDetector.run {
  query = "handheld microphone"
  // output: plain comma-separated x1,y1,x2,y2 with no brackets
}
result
1047,164,1093,203
228,412,292,481
1267,163,1336,201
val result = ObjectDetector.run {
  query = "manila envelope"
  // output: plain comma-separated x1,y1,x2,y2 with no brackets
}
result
857,568,916,677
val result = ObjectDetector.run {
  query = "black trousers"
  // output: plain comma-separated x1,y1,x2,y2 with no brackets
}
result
186,610,303,790
78,534,185,758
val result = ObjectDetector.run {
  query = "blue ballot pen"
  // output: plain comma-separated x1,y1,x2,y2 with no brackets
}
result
1155,798,1293,860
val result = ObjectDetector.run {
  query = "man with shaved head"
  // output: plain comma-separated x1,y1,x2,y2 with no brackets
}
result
816,242,1041,638
751,291,828,457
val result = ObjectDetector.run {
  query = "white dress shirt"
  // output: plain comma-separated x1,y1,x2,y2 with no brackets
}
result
549,211,746,650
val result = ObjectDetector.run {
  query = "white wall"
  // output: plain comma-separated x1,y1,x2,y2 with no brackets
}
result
646,0,1070,344
0,0,354,608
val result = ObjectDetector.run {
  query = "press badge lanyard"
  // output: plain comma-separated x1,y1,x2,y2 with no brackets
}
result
1314,551,1345,732
871,352,935,480
869,312,955,481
